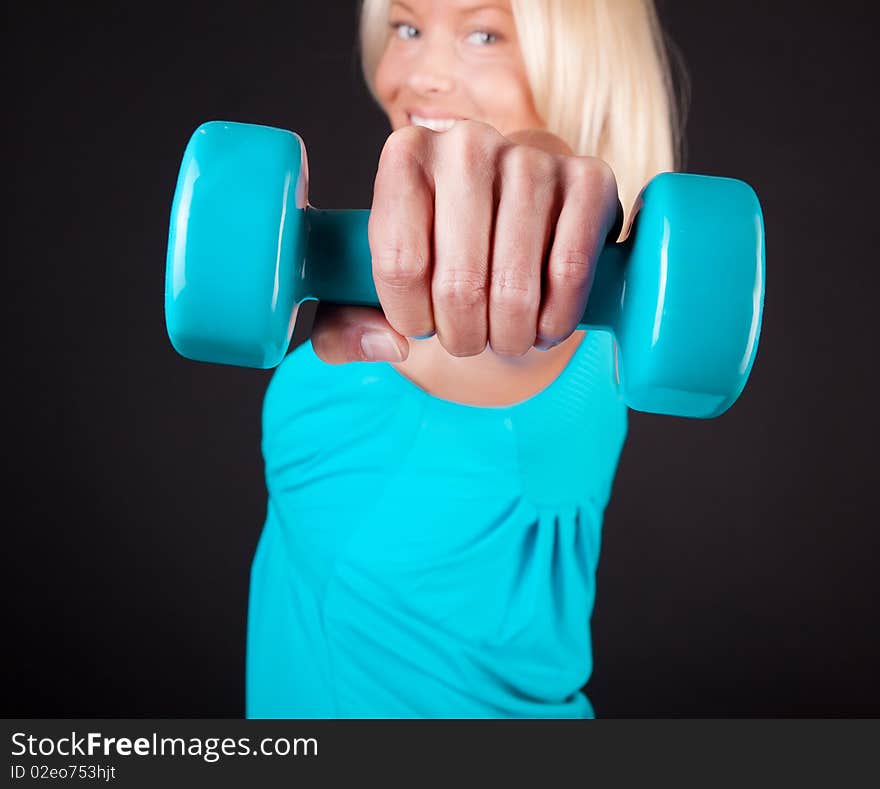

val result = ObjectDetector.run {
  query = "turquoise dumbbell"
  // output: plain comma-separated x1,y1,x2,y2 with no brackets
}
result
165,120,765,418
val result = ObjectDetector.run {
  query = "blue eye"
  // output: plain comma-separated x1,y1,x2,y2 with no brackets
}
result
467,30,498,45
392,23,419,40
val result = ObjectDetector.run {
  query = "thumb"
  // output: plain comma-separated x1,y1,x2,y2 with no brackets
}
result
309,303,410,364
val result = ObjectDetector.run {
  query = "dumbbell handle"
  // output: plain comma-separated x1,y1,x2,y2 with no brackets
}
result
305,207,626,332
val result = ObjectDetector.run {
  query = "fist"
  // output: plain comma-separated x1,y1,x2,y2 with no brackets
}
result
310,120,621,364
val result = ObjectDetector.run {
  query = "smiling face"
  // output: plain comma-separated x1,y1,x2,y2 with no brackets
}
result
374,0,545,136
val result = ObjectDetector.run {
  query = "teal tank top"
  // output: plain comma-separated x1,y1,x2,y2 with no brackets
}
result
246,329,627,718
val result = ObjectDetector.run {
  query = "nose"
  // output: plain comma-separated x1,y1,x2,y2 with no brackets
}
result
407,38,456,95
409,69,454,95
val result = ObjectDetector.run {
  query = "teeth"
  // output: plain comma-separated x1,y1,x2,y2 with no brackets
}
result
409,115,458,132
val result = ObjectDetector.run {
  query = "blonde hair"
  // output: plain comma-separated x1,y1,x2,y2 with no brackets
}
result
358,0,687,226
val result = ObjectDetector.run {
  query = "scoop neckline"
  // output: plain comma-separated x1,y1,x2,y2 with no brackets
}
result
380,332,590,413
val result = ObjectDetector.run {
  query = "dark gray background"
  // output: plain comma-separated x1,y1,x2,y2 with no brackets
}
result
6,0,878,716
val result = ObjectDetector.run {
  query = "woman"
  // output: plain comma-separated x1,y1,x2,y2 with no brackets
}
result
246,0,683,718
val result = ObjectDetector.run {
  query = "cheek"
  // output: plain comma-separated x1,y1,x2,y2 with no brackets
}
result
374,50,399,106
471,69,541,131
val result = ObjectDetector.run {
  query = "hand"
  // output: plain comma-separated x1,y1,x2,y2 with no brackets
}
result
310,120,622,364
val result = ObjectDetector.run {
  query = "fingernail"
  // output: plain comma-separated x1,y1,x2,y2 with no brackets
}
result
534,338,558,351
411,331,436,340
361,332,405,362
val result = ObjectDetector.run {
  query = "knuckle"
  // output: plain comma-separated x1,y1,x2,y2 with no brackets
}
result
449,118,493,141
443,121,493,171
503,145,557,189
491,269,538,314
376,129,432,188
373,245,430,289
434,270,487,310
566,155,616,194
375,132,432,197
548,250,593,287
568,156,617,202
381,125,430,163
594,157,617,191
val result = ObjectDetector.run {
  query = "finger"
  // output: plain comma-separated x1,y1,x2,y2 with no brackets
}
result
310,303,409,364
369,127,436,340
431,123,495,356
489,145,558,356
537,158,620,348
